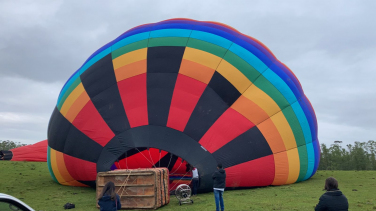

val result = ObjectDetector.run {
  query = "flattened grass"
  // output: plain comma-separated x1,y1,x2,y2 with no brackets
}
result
0,161,375,210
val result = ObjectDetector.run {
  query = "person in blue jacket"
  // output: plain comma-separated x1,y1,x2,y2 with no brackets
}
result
212,163,226,211
98,181,121,211
315,177,348,211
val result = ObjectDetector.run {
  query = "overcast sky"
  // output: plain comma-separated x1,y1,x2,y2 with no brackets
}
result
0,0,375,147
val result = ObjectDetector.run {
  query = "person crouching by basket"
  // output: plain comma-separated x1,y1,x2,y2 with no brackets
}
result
98,181,121,211
212,163,226,211
315,177,348,211
191,166,199,196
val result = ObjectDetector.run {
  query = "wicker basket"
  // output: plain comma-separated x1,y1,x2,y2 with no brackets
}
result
96,168,170,209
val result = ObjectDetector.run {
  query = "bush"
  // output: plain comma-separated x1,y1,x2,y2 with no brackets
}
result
0,140,28,150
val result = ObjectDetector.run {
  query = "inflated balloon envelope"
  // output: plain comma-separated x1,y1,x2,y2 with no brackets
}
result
47,18,320,192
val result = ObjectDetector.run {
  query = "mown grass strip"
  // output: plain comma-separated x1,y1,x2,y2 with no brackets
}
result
0,162,375,210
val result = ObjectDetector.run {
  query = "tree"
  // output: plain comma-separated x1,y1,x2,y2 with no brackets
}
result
0,140,27,151
319,143,330,170
318,141,376,170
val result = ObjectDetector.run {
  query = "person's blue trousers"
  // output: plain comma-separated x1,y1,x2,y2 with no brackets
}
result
214,189,224,211
191,178,199,195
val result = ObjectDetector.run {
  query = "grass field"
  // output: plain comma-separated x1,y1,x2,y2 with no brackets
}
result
0,162,375,210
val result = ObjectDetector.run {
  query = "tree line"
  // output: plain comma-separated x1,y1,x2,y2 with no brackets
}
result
319,140,376,170
0,140,28,151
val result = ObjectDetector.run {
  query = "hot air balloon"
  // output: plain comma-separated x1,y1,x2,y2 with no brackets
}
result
0,140,47,162
47,19,320,191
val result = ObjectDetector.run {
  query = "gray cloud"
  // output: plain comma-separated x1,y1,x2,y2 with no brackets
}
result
0,76,61,143
0,0,375,146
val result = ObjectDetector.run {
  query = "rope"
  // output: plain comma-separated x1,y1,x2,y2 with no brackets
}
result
117,169,132,196
169,159,184,175
135,148,157,168
168,160,194,192
115,169,141,207
116,159,122,170
116,149,194,204
168,170,192,192
114,149,172,208
148,148,156,167
166,153,173,170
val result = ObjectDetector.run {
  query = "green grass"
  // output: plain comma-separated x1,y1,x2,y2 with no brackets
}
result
0,162,375,210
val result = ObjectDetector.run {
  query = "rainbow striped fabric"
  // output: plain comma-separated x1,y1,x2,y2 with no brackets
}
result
48,19,319,191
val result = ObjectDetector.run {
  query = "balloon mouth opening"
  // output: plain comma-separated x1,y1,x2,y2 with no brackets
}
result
110,147,193,189
0,150,12,160
95,125,218,192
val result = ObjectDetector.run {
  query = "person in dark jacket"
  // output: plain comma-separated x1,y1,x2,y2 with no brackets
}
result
212,163,226,211
98,181,121,211
315,177,348,211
